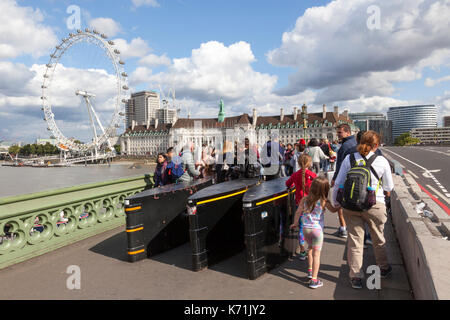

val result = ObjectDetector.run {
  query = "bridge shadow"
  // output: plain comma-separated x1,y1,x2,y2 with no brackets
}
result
89,230,129,262
88,228,251,279
150,243,250,279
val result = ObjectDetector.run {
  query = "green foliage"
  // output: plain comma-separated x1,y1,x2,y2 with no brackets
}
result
114,144,121,154
12,143,60,156
8,145,20,155
394,132,421,146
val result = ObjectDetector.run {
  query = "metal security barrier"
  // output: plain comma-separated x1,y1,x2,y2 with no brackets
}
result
124,178,213,262
243,177,296,280
187,179,259,271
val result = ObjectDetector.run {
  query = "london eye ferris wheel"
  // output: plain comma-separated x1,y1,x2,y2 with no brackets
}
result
41,28,129,156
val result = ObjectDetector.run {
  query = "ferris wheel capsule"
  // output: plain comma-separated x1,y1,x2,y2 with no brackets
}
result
108,40,115,45
121,72,128,77
101,34,108,39
114,49,121,55
122,85,129,90
119,60,125,65
77,29,82,34
69,33,75,37
93,29,99,35
85,28,91,33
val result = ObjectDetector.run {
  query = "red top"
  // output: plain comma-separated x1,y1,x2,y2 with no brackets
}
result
285,169,317,205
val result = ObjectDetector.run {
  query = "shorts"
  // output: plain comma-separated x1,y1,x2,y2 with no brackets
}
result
303,227,324,251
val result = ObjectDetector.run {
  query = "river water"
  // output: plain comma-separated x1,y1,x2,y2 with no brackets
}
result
0,163,154,198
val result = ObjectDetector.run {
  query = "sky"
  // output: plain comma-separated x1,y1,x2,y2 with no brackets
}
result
1,0,450,143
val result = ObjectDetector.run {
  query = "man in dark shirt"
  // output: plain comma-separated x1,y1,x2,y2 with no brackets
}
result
331,123,357,238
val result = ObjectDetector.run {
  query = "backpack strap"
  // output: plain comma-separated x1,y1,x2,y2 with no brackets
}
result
364,154,380,181
350,153,357,167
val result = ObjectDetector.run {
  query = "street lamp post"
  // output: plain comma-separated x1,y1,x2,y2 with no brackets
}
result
301,104,308,141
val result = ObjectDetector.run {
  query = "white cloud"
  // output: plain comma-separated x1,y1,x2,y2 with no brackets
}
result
425,75,450,87
0,0,58,59
0,61,36,96
89,17,122,37
129,66,153,87
113,37,152,59
267,0,450,104
139,53,171,67
131,0,160,8
148,41,278,103
0,63,123,142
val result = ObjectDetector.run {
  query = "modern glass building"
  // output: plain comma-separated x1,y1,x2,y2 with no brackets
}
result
349,112,386,121
387,105,437,140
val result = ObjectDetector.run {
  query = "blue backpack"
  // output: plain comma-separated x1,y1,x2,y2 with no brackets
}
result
166,155,185,182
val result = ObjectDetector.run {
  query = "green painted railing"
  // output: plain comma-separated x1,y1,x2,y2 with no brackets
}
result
0,174,154,270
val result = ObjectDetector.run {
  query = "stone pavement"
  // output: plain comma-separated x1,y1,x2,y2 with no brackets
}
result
0,203,413,300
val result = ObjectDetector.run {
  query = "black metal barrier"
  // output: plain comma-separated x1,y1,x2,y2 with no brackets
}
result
124,178,213,262
242,177,296,280
187,178,260,271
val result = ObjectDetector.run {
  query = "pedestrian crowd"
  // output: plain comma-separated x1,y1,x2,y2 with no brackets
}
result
151,124,394,290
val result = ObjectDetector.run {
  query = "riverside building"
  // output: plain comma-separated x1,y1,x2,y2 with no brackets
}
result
410,127,450,144
120,99,357,156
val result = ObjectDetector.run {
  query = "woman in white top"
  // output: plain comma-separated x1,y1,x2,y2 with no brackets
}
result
332,130,394,289
306,139,329,174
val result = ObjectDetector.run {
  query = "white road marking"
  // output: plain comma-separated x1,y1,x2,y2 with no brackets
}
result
426,185,450,205
383,148,449,198
408,170,419,179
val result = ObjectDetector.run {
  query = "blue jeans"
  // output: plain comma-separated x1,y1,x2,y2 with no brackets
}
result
320,159,329,172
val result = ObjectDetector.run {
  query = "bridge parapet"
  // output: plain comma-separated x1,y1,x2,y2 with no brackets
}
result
390,174,450,300
0,175,154,270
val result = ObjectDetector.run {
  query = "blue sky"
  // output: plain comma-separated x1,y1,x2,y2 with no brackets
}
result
1,0,450,142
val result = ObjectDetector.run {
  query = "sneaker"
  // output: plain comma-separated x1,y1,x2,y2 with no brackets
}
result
309,279,323,289
350,277,363,289
298,251,308,261
295,246,301,255
338,228,348,238
380,265,392,278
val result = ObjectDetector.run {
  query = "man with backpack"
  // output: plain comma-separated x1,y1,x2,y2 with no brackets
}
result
331,123,357,238
332,130,394,289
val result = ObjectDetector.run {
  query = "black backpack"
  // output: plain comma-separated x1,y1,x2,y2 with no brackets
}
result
341,153,381,211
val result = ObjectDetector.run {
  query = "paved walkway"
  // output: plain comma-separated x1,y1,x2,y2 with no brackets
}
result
0,204,413,300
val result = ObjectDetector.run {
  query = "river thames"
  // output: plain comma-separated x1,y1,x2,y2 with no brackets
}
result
0,163,154,198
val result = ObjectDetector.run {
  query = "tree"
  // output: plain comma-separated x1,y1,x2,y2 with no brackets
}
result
394,132,421,146
114,144,121,154
8,145,20,155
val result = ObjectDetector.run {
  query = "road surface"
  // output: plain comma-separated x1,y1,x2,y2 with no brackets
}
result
382,146,450,214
